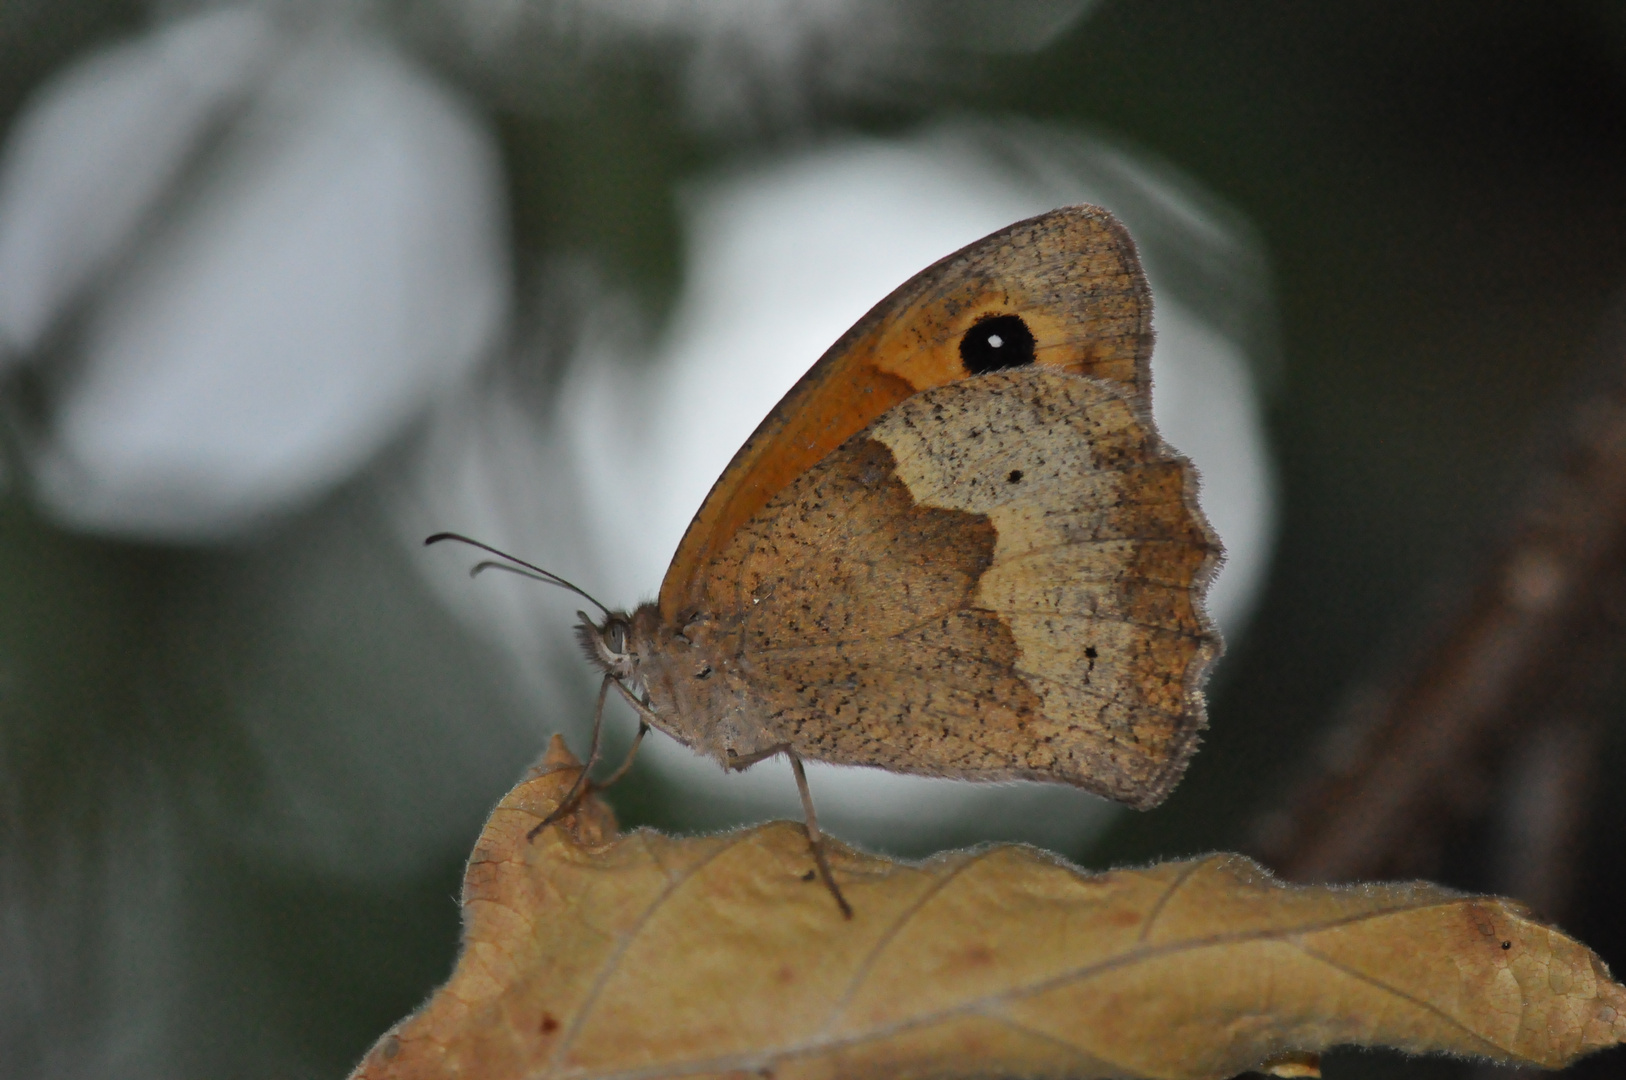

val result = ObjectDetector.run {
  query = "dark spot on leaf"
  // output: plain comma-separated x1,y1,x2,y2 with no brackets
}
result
960,314,1036,374
802,869,817,882
1085,646,1098,659
959,944,995,967
1007,469,1023,484
540,1013,560,1034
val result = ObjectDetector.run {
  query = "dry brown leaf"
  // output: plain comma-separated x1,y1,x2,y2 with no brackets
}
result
351,738,1626,1080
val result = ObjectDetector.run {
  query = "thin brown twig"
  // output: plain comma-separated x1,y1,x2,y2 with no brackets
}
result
1250,306,1626,903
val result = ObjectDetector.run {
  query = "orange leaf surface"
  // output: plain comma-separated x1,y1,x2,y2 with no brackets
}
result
351,738,1626,1080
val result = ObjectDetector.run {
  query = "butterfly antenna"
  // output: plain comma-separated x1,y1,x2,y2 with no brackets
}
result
424,532,612,620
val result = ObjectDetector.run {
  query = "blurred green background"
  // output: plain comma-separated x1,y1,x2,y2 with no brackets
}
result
3,2,1625,1077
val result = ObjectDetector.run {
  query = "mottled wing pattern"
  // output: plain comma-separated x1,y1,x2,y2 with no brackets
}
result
699,367,1220,808
660,205,1154,625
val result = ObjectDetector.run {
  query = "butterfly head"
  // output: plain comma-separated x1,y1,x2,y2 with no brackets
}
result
576,609,641,682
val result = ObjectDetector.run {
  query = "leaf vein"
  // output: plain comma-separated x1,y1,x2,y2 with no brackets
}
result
1287,939,1518,1060
819,849,995,1036
1138,857,1210,942
558,896,1478,1080
550,832,757,1068
979,1010,1139,1076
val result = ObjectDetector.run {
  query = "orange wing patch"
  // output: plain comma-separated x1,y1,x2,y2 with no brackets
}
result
659,205,1153,623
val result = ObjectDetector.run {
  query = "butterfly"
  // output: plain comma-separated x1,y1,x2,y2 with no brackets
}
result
430,205,1222,917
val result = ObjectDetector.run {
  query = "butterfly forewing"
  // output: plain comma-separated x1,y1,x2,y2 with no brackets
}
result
659,205,1155,625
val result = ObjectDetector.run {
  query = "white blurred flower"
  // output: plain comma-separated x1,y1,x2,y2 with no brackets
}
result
0,7,510,539
0,6,282,355
440,0,1101,129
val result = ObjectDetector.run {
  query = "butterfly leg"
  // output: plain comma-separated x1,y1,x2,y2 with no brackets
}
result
788,751,853,920
592,720,649,790
725,744,791,771
609,676,663,727
586,677,659,790
528,674,612,841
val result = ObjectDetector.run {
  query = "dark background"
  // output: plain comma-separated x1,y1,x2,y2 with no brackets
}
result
3,2,1626,1077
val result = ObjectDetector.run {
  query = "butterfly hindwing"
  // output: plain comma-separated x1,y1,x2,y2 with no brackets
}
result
680,366,1219,808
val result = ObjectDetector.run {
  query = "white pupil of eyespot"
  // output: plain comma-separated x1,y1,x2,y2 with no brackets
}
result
988,334,1004,348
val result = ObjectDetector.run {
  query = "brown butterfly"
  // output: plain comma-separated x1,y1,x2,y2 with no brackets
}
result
431,205,1222,917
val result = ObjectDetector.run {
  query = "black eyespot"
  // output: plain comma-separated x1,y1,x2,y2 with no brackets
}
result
1007,469,1023,484
960,314,1036,374
1501,941,1512,950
